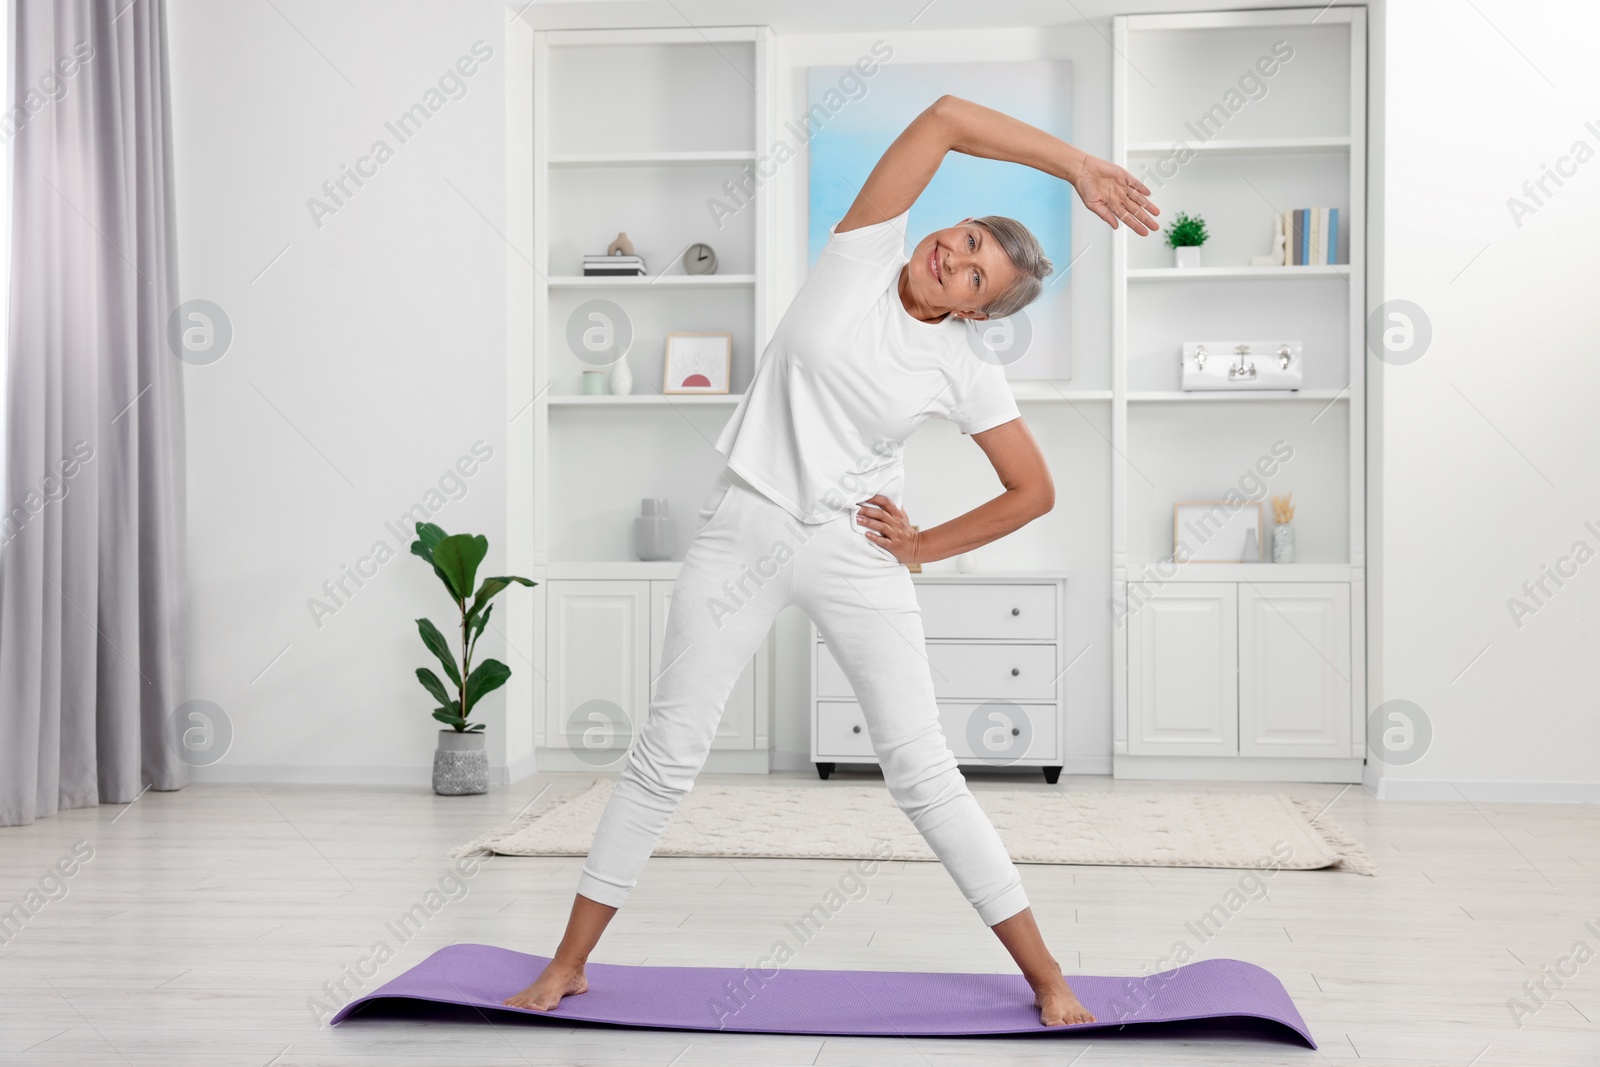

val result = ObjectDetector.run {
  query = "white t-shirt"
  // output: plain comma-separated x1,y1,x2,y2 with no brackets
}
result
715,210,1021,524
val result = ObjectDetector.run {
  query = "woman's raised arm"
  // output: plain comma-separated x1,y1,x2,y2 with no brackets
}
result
837,94,1161,236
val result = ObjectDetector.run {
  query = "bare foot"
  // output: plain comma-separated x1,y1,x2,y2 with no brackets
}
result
502,958,588,1011
1032,974,1096,1027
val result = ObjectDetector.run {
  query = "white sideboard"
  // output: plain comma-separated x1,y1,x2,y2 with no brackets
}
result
1116,567,1364,781
810,575,1068,784
538,574,771,773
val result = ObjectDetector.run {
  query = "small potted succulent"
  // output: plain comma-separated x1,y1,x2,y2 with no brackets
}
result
1166,211,1209,268
410,522,535,795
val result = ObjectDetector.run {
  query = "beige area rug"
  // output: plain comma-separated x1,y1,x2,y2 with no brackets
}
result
453,782,1376,875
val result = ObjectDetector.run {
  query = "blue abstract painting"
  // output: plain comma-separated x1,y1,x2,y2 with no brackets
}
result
806,61,1073,377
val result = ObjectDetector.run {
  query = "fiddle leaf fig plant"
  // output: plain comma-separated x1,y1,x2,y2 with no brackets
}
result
410,522,535,733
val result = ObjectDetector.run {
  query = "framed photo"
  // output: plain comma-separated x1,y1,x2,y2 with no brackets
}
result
1173,501,1264,563
663,332,732,394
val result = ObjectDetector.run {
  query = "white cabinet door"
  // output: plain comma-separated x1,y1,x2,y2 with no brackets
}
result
1238,583,1351,757
545,581,649,762
1127,583,1238,756
650,581,757,750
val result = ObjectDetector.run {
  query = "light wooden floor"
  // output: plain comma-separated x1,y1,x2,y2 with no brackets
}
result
1,770,1595,1065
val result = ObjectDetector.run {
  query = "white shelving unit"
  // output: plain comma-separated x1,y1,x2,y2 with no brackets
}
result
1110,8,1368,783
525,26,777,773
503,9,1369,785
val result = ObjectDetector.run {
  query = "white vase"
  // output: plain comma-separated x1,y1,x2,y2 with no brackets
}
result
1174,245,1201,269
1240,526,1260,563
609,353,634,396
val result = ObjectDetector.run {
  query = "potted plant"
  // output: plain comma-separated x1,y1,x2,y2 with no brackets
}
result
1166,211,1209,268
410,522,535,795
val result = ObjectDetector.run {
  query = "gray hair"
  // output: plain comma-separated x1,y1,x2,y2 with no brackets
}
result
973,215,1053,319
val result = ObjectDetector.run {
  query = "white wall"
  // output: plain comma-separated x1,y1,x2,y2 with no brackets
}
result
1370,0,1600,799
170,5,1125,782
170,0,513,781
169,0,1600,796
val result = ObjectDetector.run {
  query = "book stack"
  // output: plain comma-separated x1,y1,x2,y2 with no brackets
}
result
583,253,647,277
1282,208,1339,266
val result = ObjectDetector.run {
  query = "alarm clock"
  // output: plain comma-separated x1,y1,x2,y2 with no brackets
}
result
683,242,717,276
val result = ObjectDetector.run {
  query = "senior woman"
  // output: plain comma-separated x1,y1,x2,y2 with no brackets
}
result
507,94,1159,1027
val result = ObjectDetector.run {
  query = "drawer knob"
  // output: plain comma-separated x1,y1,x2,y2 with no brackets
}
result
1010,667,1021,677
852,725,861,734
1011,727,1020,736
1011,607,1020,616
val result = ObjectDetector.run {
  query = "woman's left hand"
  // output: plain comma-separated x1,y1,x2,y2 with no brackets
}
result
1069,152,1161,236
856,495,920,566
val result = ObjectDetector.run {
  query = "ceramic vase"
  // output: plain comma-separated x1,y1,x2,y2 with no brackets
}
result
1273,523,1296,564
1241,526,1260,563
1174,245,1202,269
609,353,634,396
634,498,675,561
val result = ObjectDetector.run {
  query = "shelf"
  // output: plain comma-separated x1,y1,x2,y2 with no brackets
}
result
1126,266,1348,280
548,151,756,168
1127,390,1349,403
1126,136,1351,155
547,393,743,406
1121,563,1357,583
547,274,755,289
1010,382,1114,402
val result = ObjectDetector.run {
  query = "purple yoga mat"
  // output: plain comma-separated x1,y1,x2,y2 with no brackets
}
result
330,943,1315,1047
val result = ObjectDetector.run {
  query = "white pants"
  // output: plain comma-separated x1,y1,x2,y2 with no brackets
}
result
575,468,1030,927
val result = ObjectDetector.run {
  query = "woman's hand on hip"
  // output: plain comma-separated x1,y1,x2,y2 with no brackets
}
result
857,495,920,566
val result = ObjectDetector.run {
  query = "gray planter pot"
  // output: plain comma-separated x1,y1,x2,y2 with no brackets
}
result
433,728,488,796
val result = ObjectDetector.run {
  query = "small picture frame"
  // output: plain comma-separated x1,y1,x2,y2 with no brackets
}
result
663,332,732,394
1173,501,1264,563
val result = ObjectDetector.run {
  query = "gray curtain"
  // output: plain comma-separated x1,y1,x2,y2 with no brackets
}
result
0,0,186,826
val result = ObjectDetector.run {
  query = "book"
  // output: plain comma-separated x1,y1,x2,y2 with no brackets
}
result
1327,207,1339,265
583,252,648,276
1310,208,1324,266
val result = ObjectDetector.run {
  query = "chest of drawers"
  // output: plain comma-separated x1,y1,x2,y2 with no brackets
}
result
809,575,1067,783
